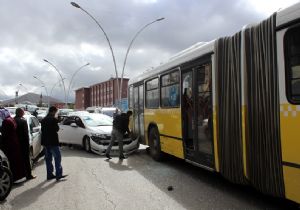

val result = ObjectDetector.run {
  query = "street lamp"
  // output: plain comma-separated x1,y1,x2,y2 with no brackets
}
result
66,63,90,107
33,76,50,107
43,59,67,107
18,83,29,105
50,79,66,99
70,2,120,106
19,83,29,92
120,18,165,101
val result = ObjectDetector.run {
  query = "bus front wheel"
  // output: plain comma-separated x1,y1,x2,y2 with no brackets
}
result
149,127,164,161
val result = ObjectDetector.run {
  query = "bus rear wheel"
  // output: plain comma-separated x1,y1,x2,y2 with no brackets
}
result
149,127,164,161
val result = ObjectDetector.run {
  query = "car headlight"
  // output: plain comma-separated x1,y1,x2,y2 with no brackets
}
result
91,133,107,139
91,133,111,144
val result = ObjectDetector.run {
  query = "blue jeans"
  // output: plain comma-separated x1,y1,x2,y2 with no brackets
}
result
44,146,62,179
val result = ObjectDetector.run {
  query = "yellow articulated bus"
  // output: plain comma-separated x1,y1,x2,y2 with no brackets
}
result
128,3,300,204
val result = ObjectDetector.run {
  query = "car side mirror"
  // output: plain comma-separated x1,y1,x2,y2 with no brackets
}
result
70,123,78,128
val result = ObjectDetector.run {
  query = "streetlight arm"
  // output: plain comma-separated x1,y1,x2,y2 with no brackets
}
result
44,59,67,107
71,2,120,104
66,63,90,104
120,18,165,100
33,76,50,107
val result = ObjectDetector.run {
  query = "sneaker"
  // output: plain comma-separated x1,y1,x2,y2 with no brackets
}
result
56,175,68,181
106,154,112,159
26,175,37,180
47,174,56,181
119,155,127,160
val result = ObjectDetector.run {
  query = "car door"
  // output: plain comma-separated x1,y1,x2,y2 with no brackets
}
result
59,116,84,145
59,116,75,144
70,117,86,145
29,116,41,158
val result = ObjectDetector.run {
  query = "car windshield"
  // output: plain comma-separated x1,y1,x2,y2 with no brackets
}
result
81,114,113,127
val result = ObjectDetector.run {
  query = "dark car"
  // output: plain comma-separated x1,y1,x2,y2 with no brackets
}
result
0,130,13,201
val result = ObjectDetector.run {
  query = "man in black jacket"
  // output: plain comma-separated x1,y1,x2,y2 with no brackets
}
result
41,106,66,181
106,110,132,159
14,108,36,180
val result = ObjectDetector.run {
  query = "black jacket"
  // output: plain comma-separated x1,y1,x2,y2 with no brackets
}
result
113,113,130,134
41,115,60,146
14,116,30,155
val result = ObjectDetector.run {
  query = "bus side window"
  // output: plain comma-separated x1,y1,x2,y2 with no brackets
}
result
285,25,300,103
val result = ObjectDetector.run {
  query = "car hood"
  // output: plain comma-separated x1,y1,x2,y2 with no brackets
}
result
88,126,112,134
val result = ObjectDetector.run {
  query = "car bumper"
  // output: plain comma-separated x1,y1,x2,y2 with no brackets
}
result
90,137,139,156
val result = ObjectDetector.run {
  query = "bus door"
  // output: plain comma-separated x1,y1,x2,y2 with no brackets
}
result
133,84,145,143
182,61,214,168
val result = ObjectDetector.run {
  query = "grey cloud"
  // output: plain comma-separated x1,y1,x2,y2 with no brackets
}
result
0,0,268,101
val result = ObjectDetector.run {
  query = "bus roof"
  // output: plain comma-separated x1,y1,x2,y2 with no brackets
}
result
129,40,215,85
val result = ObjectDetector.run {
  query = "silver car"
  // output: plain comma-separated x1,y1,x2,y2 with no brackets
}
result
58,112,139,155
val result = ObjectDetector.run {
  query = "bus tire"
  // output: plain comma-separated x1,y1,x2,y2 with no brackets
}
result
149,127,164,161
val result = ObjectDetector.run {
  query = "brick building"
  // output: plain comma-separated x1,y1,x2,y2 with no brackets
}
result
75,77,129,110
75,87,90,110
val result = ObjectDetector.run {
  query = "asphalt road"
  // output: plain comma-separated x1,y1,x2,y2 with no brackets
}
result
0,146,297,210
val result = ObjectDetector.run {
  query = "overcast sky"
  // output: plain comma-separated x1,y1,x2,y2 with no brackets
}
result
0,0,299,102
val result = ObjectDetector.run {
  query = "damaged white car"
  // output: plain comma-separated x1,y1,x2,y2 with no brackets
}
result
58,111,139,155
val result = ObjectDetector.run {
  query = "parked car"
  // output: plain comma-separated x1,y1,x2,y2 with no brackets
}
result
100,107,120,118
57,109,74,122
0,119,12,201
23,114,44,166
86,106,102,113
0,149,12,201
4,107,17,117
37,109,47,122
85,107,119,117
58,111,139,155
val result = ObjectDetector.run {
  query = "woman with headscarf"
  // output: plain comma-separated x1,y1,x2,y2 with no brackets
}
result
0,108,26,182
14,108,36,180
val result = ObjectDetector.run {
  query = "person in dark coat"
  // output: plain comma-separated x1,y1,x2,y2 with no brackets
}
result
41,106,66,181
105,110,132,159
0,108,26,182
14,108,36,180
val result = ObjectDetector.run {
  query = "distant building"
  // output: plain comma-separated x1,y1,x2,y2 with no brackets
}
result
75,87,90,110
75,77,129,110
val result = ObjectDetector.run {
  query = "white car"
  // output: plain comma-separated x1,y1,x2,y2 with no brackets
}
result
58,111,139,155
0,113,43,167
23,114,44,165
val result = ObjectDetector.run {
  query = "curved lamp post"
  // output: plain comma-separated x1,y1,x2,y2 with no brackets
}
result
33,76,50,107
120,17,165,101
66,63,90,106
70,2,120,106
18,83,29,105
50,79,65,99
43,59,67,107
19,83,28,93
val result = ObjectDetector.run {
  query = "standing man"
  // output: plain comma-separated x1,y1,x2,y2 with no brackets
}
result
41,106,66,181
14,108,36,180
106,110,132,160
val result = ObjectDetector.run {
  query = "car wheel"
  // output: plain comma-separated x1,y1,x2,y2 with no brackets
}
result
83,136,91,153
0,167,13,201
149,127,164,161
